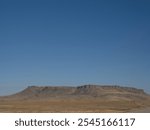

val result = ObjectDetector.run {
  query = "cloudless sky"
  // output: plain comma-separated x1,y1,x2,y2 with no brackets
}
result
0,0,150,95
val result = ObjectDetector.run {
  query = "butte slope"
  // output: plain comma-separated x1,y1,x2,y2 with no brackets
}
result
0,85,150,112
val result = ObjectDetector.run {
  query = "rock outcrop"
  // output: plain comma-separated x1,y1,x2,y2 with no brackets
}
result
3,85,149,101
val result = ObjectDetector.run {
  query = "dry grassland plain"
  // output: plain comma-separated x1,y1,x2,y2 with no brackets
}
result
0,85,150,113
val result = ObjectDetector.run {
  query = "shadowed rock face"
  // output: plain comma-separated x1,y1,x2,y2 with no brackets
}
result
2,85,149,101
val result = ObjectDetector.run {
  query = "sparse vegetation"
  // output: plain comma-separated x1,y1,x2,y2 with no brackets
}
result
0,85,150,112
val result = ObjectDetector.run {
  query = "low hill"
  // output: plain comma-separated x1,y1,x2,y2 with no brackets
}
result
0,85,150,112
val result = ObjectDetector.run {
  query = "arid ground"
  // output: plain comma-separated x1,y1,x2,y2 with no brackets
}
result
0,85,150,112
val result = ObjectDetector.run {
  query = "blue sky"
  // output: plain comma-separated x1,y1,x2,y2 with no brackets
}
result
0,0,150,95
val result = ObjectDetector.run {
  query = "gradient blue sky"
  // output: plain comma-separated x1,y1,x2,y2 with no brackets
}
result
0,0,150,95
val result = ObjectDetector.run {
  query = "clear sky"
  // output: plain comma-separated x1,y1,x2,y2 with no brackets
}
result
0,0,150,95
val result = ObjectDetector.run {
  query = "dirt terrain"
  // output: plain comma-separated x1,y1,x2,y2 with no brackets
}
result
0,85,150,112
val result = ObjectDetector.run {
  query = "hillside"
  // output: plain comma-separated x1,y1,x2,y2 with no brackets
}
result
0,85,150,112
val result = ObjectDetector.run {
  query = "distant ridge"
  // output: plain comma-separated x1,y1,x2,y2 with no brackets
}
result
3,85,149,101
0,85,150,112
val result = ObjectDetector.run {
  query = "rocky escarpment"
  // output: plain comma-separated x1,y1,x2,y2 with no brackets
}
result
3,85,149,101
0,85,150,113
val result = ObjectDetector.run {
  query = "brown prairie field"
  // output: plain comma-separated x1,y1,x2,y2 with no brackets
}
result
0,85,150,113
0,99,149,113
